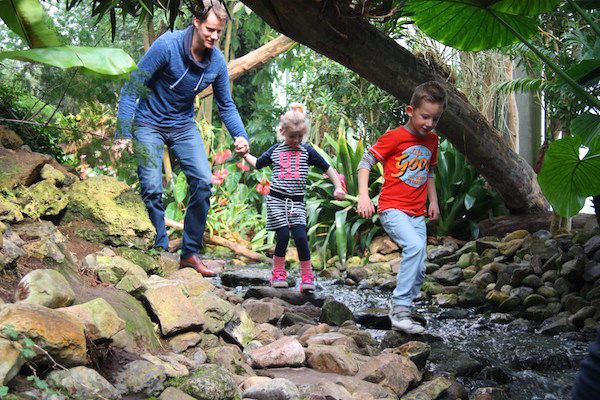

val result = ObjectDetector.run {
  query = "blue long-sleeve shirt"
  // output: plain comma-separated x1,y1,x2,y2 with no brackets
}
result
115,25,247,141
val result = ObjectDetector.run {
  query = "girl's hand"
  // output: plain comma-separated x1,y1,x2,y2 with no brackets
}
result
333,188,346,200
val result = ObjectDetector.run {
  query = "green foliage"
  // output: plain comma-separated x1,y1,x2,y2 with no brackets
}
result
432,139,505,239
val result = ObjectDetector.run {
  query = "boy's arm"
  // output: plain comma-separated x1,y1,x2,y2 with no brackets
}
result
325,167,346,200
357,168,375,218
427,174,439,221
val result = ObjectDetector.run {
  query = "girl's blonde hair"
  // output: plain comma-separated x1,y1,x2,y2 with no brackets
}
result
277,102,310,142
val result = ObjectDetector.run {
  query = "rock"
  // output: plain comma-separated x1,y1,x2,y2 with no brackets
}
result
15,269,75,308
253,323,283,345
65,176,155,248
388,341,430,370
0,126,24,149
304,344,359,376
356,353,421,396
510,343,572,371
0,196,23,223
509,286,534,300
489,313,514,324
456,252,477,269
205,345,252,376
115,274,146,297
142,353,189,378
40,163,66,185
189,291,234,333
170,268,214,295
439,309,470,319
537,286,558,299
280,312,317,327
242,298,285,325
562,294,590,314
496,263,533,287
584,236,600,258
485,290,510,307
58,298,125,342
521,274,542,289
539,316,576,335
508,318,534,332
472,387,509,400
523,302,562,322
498,295,522,312
113,359,166,396
434,293,458,308
428,245,457,261
248,336,305,368
472,271,496,287
346,266,369,283
457,284,485,307
554,277,574,297
117,247,163,276
242,378,300,400
14,220,69,263
400,376,453,400
431,267,463,286
143,283,204,336
305,332,358,353
319,297,354,326
15,180,68,219
0,303,87,366
47,366,121,400
504,230,530,242
370,236,400,254
0,338,24,385
298,323,330,344
569,306,597,328
0,147,49,189
561,258,585,281
169,331,202,353
159,386,196,400
583,261,600,283
523,294,546,308
172,364,237,400
497,239,524,257
221,268,294,288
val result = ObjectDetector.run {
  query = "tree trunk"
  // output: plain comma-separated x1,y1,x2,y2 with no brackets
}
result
197,35,295,99
241,0,549,214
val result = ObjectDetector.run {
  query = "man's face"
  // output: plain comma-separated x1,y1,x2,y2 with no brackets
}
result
194,11,226,50
406,101,444,136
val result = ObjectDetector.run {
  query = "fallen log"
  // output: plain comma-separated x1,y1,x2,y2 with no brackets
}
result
165,218,269,262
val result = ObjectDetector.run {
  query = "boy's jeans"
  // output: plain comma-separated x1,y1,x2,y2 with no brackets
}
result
134,125,212,258
379,208,427,307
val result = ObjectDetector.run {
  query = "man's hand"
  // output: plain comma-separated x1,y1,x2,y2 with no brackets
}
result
333,188,346,201
357,194,375,218
234,136,249,157
428,202,440,221
112,138,133,161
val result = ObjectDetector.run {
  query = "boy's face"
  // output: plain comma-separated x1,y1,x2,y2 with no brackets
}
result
406,101,444,136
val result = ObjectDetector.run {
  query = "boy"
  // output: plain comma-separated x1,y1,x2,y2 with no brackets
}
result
357,81,447,334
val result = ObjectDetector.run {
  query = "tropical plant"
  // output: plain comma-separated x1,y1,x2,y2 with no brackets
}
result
432,139,506,239
305,120,384,265
402,0,600,219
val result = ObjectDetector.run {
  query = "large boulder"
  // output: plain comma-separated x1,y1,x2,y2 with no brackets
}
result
142,283,204,336
113,359,166,397
65,176,154,249
242,378,300,400
58,298,126,342
319,297,354,326
47,366,121,400
0,338,24,385
15,269,75,308
13,220,70,263
356,353,421,396
170,364,237,400
0,196,24,223
242,298,286,324
432,266,463,286
14,180,68,219
0,303,87,366
169,268,214,295
400,376,453,400
0,147,49,189
0,126,24,149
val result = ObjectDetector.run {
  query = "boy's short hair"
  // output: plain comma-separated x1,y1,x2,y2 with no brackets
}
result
410,81,448,110
194,0,229,23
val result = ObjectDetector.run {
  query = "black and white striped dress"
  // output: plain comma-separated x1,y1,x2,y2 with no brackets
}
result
255,143,330,230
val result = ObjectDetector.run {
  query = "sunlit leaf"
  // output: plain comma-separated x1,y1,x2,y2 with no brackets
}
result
570,113,600,148
0,0,61,48
174,172,188,203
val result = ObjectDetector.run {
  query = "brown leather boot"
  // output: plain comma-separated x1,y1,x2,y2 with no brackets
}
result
179,254,216,277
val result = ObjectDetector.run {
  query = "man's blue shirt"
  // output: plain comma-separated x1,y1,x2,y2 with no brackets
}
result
115,25,247,140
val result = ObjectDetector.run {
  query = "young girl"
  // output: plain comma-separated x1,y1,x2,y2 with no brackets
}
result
243,104,346,292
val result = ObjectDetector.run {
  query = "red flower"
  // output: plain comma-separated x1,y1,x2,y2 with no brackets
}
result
256,179,270,195
218,198,229,206
214,149,232,164
236,160,250,172
211,169,229,185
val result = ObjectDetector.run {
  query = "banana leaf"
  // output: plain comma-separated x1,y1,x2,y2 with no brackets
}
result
0,46,137,79
0,0,61,48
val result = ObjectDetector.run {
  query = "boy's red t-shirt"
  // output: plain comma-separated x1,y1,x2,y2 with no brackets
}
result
369,126,438,216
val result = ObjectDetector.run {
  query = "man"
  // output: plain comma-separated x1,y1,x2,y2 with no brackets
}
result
114,0,248,276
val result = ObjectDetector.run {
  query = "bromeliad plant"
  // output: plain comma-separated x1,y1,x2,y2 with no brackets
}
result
306,120,384,265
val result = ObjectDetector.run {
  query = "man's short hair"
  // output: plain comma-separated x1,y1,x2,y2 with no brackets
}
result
410,81,448,110
194,0,229,23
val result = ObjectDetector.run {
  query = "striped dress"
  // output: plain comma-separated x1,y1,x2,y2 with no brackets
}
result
256,143,330,230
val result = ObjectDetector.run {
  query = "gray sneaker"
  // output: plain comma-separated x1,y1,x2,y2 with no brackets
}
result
388,305,425,334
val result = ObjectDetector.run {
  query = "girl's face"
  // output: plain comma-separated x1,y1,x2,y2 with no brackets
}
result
282,128,304,148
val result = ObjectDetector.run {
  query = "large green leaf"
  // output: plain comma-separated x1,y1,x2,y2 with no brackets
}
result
491,0,561,16
570,113,600,147
0,0,61,48
0,46,137,78
403,0,540,51
537,135,600,218
334,209,348,264
566,59,600,87
174,171,188,203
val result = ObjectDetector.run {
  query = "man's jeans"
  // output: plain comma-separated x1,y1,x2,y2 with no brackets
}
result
379,208,427,307
134,125,212,258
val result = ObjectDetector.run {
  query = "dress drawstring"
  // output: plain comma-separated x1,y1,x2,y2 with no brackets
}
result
285,198,294,228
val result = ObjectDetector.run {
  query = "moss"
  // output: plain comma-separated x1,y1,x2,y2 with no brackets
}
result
117,247,163,276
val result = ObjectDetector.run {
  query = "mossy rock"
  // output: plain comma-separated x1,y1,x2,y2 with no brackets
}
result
117,247,163,276
168,364,237,400
65,176,154,249
0,195,23,223
15,180,68,219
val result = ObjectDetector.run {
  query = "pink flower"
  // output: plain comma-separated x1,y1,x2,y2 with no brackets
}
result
236,160,250,172
211,169,229,185
214,149,232,164
256,179,270,195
